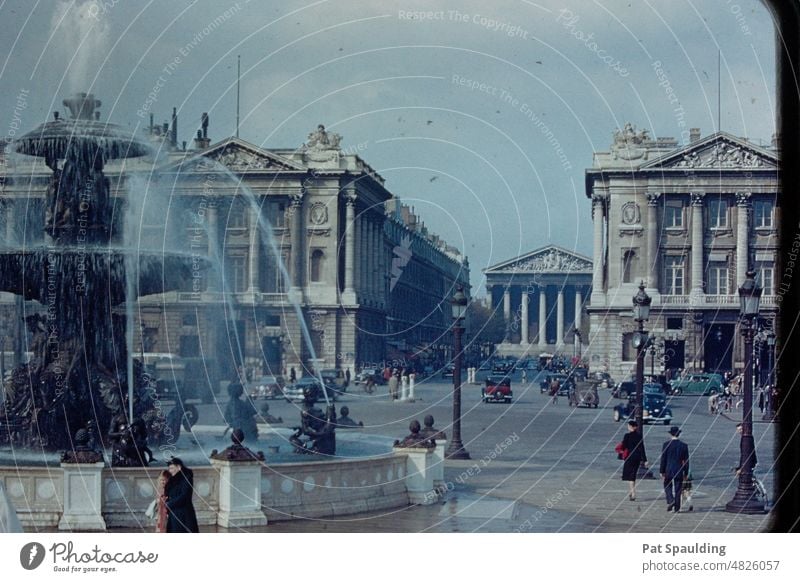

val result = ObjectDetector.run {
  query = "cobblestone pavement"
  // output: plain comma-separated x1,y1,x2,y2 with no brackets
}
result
179,370,777,532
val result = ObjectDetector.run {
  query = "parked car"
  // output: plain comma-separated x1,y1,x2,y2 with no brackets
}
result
592,371,615,389
613,393,673,424
247,375,284,399
481,376,513,403
320,369,348,394
441,364,455,378
283,377,335,402
568,381,599,408
613,380,665,398
540,373,573,396
492,359,513,375
355,368,384,386
669,373,724,396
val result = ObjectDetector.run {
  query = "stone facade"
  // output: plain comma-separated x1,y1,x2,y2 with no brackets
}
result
484,245,592,357
0,126,469,391
585,126,779,380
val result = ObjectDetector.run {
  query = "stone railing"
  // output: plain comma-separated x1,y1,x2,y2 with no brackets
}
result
0,444,446,530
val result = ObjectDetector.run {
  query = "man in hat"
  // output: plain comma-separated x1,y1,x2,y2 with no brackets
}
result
165,458,199,532
660,426,690,512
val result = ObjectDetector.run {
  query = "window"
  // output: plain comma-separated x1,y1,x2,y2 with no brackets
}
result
269,201,286,228
228,255,248,292
622,250,636,283
179,335,200,357
756,263,774,295
664,256,685,295
227,201,248,229
708,198,728,228
622,333,635,361
706,263,729,295
182,313,197,326
667,317,683,330
310,249,324,282
663,200,684,228
753,200,774,229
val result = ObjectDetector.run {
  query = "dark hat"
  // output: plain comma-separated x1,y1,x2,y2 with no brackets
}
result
167,457,184,467
668,426,681,436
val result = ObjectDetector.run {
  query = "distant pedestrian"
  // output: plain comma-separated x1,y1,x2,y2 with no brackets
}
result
549,377,560,404
619,420,648,501
165,458,199,533
289,367,297,383
734,423,757,476
388,370,399,400
522,369,527,384
345,368,351,387
660,426,689,512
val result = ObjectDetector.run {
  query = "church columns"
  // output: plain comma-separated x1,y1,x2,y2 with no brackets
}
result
290,190,304,292
574,288,582,331
520,291,529,344
503,287,511,324
591,195,606,303
538,287,547,348
343,191,356,297
736,192,751,286
247,203,260,292
556,289,565,346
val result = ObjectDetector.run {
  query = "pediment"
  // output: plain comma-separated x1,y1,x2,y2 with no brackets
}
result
161,138,305,173
641,133,778,170
484,245,592,274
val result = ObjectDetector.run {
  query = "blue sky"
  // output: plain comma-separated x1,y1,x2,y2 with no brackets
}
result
0,0,777,294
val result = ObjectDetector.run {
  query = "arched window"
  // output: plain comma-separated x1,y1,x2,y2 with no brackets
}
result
311,249,324,282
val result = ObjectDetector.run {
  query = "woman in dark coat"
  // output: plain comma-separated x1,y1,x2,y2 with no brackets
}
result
621,420,648,500
165,458,199,533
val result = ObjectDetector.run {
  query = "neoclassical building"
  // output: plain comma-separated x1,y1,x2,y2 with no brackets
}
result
0,116,469,387
484,245,592,357
585,125,779,379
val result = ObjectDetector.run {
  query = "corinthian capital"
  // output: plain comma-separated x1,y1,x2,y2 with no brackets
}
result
735,191,752,207
343,188,357,207
289,189,304,207
645,191,662,206
690,192,705,207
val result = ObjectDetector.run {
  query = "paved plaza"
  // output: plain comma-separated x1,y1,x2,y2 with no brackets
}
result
186,369,774,533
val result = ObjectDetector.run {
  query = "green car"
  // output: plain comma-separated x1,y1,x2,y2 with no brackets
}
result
669,373,724,396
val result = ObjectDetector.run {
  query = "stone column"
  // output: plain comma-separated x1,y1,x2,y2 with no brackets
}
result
574,288,582,331
520,291,529,344
207,203,220,291
556,288,565,346
290,190,304,292
646,192,661,291
211,458,268,528
538,287,547,347
690,192,705,299
343,191,356,296
247,204,260,292
59,462,107,531
591,194,606,303
503,287,511,325
736,192,751,286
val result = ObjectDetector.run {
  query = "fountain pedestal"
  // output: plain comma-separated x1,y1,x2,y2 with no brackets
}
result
432,439,447,490
211,459,268,528
58,462,107,531
393,447,437,505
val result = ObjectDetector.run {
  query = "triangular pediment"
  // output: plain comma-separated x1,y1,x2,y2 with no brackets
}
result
160,137,305,173
641,132,778,170
484,245,592,274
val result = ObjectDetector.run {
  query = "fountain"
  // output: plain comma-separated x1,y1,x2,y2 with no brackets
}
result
0,93,202,457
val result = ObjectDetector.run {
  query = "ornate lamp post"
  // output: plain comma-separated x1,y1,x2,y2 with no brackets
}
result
632,282,653,479
726,270,765,513
763,331,776,421
446,287,470,460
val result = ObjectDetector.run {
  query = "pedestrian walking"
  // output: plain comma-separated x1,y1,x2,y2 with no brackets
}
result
521,369,527,384
165,458,199,532
289,367,297,383
145,470,170,533
660,426,689,512
388,369,399,400
345,368,351,388
549,377,560,404
618,420,648,501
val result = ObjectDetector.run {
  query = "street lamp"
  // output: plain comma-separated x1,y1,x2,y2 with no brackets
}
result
632,281,653,479
726,270,765,514
763,331,776,422
446,287,470,460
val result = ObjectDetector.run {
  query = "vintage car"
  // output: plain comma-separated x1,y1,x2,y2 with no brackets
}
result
613,380,665,398
669,373,724,396
592,371,615,389
283,377,336,403
247,375,284,400
481,376,512,403
491,359,513,375
568,381,599,408
355,368,385,386
441,363,455,378
540,373,573,396
320,368,348,394
613,393,673,425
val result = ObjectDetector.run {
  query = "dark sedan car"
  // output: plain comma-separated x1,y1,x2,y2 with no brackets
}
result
613,393,672,425
540,373,574,396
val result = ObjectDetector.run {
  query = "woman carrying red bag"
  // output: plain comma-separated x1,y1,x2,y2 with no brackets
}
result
619,420,648,501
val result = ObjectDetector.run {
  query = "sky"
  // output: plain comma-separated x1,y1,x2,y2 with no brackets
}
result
0,0,777,295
